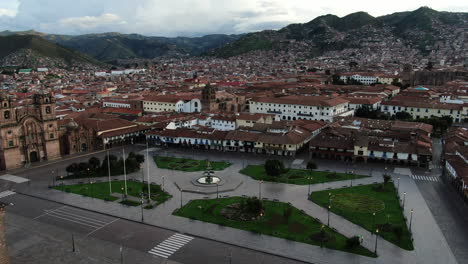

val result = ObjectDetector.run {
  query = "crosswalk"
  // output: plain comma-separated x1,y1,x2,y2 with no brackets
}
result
411,175,439,182
0,190,16,199
148,233,194,258
36,206,117,235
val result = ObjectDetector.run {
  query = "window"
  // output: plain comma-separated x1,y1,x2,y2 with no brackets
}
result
4,111,10,119
50,133,54,139
8,140,13,147
45,106,51,114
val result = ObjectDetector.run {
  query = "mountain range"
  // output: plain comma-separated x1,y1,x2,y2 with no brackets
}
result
0,7,466,67
208,7,468,58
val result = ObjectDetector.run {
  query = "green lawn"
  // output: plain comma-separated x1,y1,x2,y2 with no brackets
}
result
155,156,231,171
174,197,376,257
240,165,370,185
310,183,413,250
53,180,172,206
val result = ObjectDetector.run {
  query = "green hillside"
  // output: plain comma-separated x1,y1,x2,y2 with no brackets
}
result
0,35,103,67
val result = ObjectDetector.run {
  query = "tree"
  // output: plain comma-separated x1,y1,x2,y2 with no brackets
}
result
283,207,293,222
78,162,90,175
383,174,391,184
426,61,433,70
245,197,263,215
88,157,101,170
355,106,379,119
346,236,361,249
66,163,79,175
265,160,284,177
306,160,317,170
395,111,413,121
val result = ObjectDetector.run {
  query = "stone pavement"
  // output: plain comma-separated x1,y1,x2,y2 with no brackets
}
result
6,213,179,264
13,148,459,264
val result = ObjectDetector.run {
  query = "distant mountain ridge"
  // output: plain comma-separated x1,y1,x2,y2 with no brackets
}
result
209,7,468,58
0,30,241,63
0,35,103,68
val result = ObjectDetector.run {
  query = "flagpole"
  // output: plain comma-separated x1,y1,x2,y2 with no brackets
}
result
123,147,128,196
146,138,151,202
107,150,112,195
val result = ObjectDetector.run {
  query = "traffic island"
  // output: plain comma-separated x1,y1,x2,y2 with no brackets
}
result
240,165,370,185
310,183,414,250
52,180,172,209
155,156,231,171
174,197,376,257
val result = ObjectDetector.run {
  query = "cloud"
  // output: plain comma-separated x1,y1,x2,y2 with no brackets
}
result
38,13,127,34
0,8,16,17
0,0,467,36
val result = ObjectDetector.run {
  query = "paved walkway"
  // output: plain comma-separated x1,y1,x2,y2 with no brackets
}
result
13,148,458,264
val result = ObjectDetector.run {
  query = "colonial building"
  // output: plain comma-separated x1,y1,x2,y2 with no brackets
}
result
0,93,60,170
310,117,433,167
143,95,201,113
249,95,353,122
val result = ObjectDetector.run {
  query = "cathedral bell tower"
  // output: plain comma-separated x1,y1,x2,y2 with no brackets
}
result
0,94,16,126
33,93,56,121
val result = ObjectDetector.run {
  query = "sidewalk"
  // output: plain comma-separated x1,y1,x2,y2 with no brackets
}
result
13,148,459,264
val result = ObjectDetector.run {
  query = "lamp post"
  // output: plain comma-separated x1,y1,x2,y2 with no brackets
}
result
90,181,94,198
60,176,64,191
372,212,376,234
350,170,354,187
327,205,331,226
140,193,144,222
107,150,112,196
121,187,125,201
402,192,406,208
180,189,183,208
320,225,325,248
397,177,400,193
162,176,165,191
52,170,55,187
409,209,414,232
328,192,332,205
307,176,312,198
216,182,219,199
374,229,379,254
259,180,263,200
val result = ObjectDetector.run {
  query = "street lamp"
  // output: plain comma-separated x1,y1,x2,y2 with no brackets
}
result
328,192,332,205
350,170,354,187
180,189,183,208
60,176,64,191
216,182,219,199
307,176,312,198
162,176,165,191
397,177,400,193
140,193,144,222
402,192,406,208
374,229,379,254
409,209,414,232
327,205,331,226
90,181,94,198
121,187,125,200
320,225,325,248
259,180,263,200
372,212,376,234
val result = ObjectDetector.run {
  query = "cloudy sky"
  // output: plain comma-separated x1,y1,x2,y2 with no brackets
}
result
0,0,467,37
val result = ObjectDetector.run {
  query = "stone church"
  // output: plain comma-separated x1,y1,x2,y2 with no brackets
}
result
0,93,60,170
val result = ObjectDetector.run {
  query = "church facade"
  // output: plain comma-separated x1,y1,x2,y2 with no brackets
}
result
0,93,60,170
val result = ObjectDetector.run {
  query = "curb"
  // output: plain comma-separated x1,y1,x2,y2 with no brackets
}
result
14,191,312,264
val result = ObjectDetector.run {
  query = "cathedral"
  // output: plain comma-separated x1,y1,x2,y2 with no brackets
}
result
201,84,246,112
0,93,60,170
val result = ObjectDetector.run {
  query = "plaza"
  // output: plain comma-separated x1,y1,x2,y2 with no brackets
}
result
0,145,463,264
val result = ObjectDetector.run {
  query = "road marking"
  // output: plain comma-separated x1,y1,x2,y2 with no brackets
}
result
412,175,439,182
148,233,194,259
0,190,16,199
34,206,117,233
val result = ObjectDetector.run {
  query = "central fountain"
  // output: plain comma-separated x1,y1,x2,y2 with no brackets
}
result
196,161,221,185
